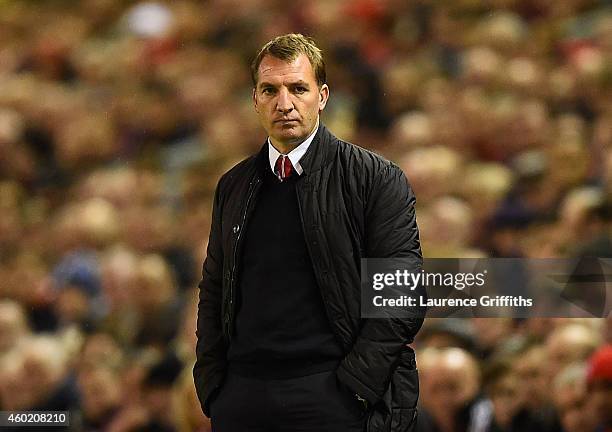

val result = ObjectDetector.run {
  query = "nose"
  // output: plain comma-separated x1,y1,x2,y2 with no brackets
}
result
276,88,294,113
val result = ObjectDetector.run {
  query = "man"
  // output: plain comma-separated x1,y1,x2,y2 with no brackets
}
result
416,347,485,432
553,363,597,432
194,33,424,432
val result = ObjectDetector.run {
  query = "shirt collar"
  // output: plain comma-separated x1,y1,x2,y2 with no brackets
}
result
268,118,319,176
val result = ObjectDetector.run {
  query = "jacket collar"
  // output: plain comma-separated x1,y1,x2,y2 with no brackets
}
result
254,123,336,177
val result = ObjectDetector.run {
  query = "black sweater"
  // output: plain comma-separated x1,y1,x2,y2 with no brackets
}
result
227,166,343,378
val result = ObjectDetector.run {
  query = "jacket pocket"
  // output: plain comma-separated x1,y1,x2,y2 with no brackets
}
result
367,406,418,432
366,347,419,431
390,408,418,431
390,359,419,409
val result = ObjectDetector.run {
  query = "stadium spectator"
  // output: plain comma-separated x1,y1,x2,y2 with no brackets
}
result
554,363,597,432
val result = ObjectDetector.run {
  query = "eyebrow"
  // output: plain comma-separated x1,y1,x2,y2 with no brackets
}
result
258,80,311,89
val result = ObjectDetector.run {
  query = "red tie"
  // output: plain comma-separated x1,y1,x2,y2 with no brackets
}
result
274,155,294,181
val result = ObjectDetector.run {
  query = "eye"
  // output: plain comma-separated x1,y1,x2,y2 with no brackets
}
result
294,86,307,94
262,87,276,95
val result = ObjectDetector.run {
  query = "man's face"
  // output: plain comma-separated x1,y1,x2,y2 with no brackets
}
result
514,347,548,408
422,363,476,417
490,373,521,429
253,53,329,151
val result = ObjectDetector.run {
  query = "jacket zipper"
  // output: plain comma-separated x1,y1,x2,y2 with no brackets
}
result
226,177,260,340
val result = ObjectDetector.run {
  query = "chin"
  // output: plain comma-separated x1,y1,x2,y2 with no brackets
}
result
275,129,302,141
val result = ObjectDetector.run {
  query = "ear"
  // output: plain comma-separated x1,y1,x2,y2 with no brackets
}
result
252,88,258,112
318,84,329,112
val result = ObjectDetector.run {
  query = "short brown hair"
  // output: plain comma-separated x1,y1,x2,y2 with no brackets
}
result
251,33,326,87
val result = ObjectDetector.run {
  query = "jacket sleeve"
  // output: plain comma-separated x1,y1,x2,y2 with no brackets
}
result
193,180,227,418
336,163,425,407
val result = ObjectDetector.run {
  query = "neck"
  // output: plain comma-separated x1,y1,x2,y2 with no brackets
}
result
271,139,299,155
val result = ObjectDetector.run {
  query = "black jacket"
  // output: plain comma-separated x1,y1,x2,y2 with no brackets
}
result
194,124,424,431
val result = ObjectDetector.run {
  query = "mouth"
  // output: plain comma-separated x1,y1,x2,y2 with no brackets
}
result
274,119,299,123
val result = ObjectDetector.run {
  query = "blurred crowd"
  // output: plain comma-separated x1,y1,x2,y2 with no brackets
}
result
0,0,611,431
